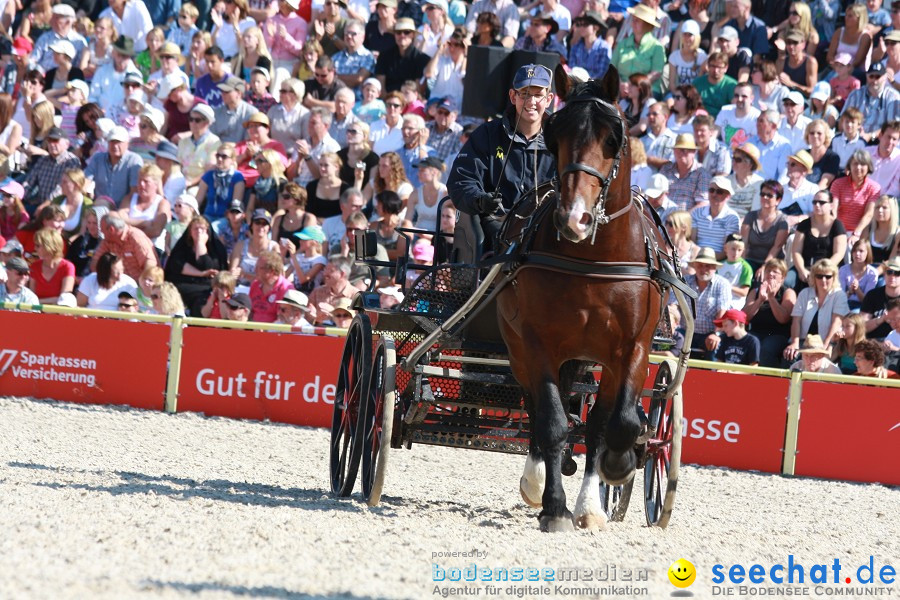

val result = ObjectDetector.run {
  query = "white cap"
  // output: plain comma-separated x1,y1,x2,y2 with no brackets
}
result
709,175,735,196
95,117,116,139
810,81,831,102
190,103,215,124
784,90,805,107
718,26,738,41
49,39,76,59
51,4,76,17
141,106,165,132
680,19,700,37
644,173,669,197
57,292,77,307
362,77,382,92
106,126,130,143
66,79,89,98
126,89,147,106
157,72,186,99
175,194,199,215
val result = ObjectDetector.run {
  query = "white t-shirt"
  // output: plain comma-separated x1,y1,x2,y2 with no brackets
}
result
715,105,761,146
78,273,138,311
669,49,708,88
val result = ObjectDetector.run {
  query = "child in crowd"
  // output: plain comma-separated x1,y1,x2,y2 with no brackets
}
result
46,80,87,141
832,108,867,169
833,313,867,373
167,3,201,57
717,234,753,309
201,270,237,319
400,80,425,117
186,31,212,85
245,64,276,114
839,239,879,311
165,194,200,256
354,78,386,124
286,225,327,294
117,92,148,139
828,53,860,111
714,309,760,365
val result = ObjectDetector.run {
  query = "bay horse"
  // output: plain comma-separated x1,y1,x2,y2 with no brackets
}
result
496,64,665,532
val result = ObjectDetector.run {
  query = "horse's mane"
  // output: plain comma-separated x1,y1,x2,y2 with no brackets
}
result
544,80,625,159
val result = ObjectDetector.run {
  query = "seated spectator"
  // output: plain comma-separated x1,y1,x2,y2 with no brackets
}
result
88,35,141,115
842,62,900,144
333,20,375,90
630,139,653,193
644,173,677,220
405,156,446,232
152,139,187,205
715,26,750,84
854,338,899,378
246,149,288,217
166,4,200,58
750,58,788,114
861,256,900,339
274,288,313,328
85,126,144,208
338,121,379,190
194,46,229,108
91,211,158,281
567,12,611,81
289,107,341,187
28,228,75,303
663,209,699,275
715,82,760,147
77,252,138,310
805,82,838,129
682,247,731,359
779,91,812,153
741,179,789,274
80,17,117,81
840,239,880,311
660,134,711,212
320,296,354,328
267,78,308,153
211,76,258,143
717,234,753,309
789,190,847,291
341,210,391,288
223,291,252,321
66,206,106,283
330,88,359,149
197,143,246,221
248,249,292,322
620,73,652,135
323,188,365,253
164,194,200,256
229,208,279,286
833,313,868,373
307,152,352,220
860,195,899,266
213,200,249,258
425,97,463,166
744,258,796,367
641,101,676,170
370,190,407,262
775,31,817,97
164,216,228,315
135,264,164,310
369,91,406,155
470,11,504,48
727,142,763,218
423,27,467,109
285,225,327,293
303,56,347,114
117,290,140,313
693,113,732,178
160,73,207,142
200,270,238,319
375,18,431,93
747,110,791,181
692,51,736,118
713,308,759,365
831,150,881,241
789,334,841,373
866,120,900,198
131,107,167,165
804,119,839,189
149,281,186,316
612,5,665,95
691,175,740,259
0,181,30,241
270,182,316,242
882,299,900,361
244,63,276,115
784,258,849,362
780,150,819,218
832,108,867,170
22,127,81,209
176,104,221,190
46,80,87,142
405,240,435,287
16,205,66,261
308,255,358,324
0,257,39,304
234,114,288,189
353,78,386,125
119,164,173,254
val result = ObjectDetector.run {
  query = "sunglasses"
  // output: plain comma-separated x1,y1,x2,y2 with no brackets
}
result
732,156,745,163
215,153,231,159
189,117,206,123
347,128,360,134
118,302,137,308
788,10,799,15
395,30,415,36
672,94,684,100
814,273,834,280
139,123,151,129
786,40,800,46
811,199,830,206
759,191,776,198
886,269,900,276
664,220,676,226
151,293,161,299
708,188,728,195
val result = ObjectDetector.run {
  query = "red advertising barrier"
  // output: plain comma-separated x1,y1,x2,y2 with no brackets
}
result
0,311,170,409
793,381,900,486
673,368,789,473
176,326,345,426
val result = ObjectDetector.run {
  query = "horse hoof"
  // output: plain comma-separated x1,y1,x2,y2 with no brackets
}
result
539,514,576,533
576,513,608,531
520,481,543,508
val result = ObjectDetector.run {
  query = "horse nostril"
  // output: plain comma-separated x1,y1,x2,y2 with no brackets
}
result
580,212,593,227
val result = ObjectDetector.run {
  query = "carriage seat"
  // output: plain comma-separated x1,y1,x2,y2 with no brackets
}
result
449,210,485,265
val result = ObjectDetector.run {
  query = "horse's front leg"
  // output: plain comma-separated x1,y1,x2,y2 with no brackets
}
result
532,375,575,532
598,350,646,485
574,398,609,531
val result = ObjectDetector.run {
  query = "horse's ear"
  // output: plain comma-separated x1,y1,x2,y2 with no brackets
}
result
596,65,620,104
554,63,574,102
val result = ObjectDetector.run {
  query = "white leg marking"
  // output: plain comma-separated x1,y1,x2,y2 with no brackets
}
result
519,454,545,508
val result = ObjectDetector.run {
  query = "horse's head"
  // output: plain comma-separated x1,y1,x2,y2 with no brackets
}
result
545,64,630,243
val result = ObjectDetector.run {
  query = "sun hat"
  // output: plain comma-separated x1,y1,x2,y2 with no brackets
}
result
57,292,77,307
644,173,669,197
531,12,560,35
810,81,831,102
277,289,311,311
5,256,29,273
377,0,398,6
175,193,199,215
362,77,382,93
49,39,76,59
412,243,434,262
512,64,552,90
423,0,449,12
332,297,354,314
243,112,270,128
225,293,252,310
414,155,444,170
157,72,186,98
788,149,814,173
885,30,900,43
713,308,747,327
295,225,327,242
393,17,417,32
735,142,762,171
0,238,23,254
1,179,25,199
884,256,900,271
126,90,147,106
151,139,179,162
112,35,136,57
691,247,721,266
51,4,76,17
251,65,271,81
627,4,661,27
797,334,829,355
832,52,852,66
251,208,272,224
709,175,734,196
673,133,697,150
158,42,185,65
190,103,215,124
217,75,246,93
142,106,166,132
783,90,805,107
784,29,805,43
228,199,245,213
282,0,301,8
106,126,130,143
66,79,89,98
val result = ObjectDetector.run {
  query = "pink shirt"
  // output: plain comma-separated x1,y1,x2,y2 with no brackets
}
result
829,175,881,233
249,275,292,322
263,13,307,61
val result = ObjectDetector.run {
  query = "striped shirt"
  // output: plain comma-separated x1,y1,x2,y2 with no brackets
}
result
691,204,741,253
829,176,881,233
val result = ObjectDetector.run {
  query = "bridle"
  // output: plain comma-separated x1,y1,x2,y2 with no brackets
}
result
554,94,630,243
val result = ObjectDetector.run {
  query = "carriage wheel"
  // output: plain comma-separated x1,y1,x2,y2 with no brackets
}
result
361,336,397,507
329,314,372,497
599,479,634,522
643,359,683,528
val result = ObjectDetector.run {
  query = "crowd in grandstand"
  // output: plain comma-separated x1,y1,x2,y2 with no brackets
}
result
0,0,896,376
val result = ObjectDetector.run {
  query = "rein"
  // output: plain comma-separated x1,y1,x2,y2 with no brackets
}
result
555,94,629,244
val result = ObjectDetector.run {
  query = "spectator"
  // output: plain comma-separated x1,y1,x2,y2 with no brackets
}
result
803,119,840,189
0,181,30,240
303,56,347,113
133,27,165,82
397,114,435,187
568,12,612,81
232,27,272,83
329,88,359,150
621,73,653,135
0,257,39,304
779,91,812,153
630,139,653,192
135,264,164,310
840,239,880,311
158,73,204,141
47,169,97,243
248,249,292,322
149,280,186,315
28,228,75,303
663,210,699,274
667,20,705,94
726,142,762,217
27,99,56,154
119,163,172,254
194,46,229,108
644,173,676,219
16,205,66,261
323,188,366,252
861,256,900,339
854,338,899,378
713,308,759,364
465,0,519,47
166,4,201,58
789,334,841,373
164,194,200,255
882,299,900,358
244,63,277,115
78,252,138,309
294,40,322,82
229,208,279,286
164,216,229,315
715,26,751,84
515,13,567,58
308,254,358,324
42,40,85,93
101,0,154,54
833,313,868,373
200,270,237,319
405,156,446,231
131,107,167,164
715,81,760,147
307,152,352,220
747,110,791,181
197,142,246,221
789,189,847,290
22,127,81,208
153,139,187,205
866,120,900,198
91,211,158,280
784,258,849,362
660,134,711,211
222,291,251,321
375,18,430,93
285,225,327,293
116,290,140,313
832,108,867,170
212,200,248,258
31,5,88,73
270,181,316,240
66,206,106,283
750,58,788,114
85,126,144,207
682,247,731,359
471,12,504,48
780,151,819,218
642,102,676,170
424,27,467,109
88,35,140,114
692,52,736,119
805,82,838,129
860,195,899,265
267,78,308,154
246,149,288,217
612,5,665,96
775,31,818,97
334,19,375,89
274,288,313,327
79,17,117,81
828,53,860,112
741,179,789,274
842,63,900,142
831,149,881,241
176,104,221,190
744,258,796,367
691,175,740,258
290,107,341,186
725,0,770,55
673,86,707,138
262,0,307,84
233,114,288,189
211,76,258,143
365,151,413,209
717,234,753,309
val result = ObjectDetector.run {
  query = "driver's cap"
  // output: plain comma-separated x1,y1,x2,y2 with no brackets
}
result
513,64,552,90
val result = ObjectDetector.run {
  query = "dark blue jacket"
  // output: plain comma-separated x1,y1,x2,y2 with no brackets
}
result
447,108,558,216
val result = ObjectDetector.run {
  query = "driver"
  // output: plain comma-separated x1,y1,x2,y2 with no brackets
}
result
447,64,559,249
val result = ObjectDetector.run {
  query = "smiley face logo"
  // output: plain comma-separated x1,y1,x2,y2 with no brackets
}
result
668,558,696,588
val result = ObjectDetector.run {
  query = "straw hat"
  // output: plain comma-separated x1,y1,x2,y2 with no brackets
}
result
735,142,762,172
673,133,697,150
158,42,185,65
797,334,829,355
788,149,814,173
691,247,721,266
627,4,661,27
